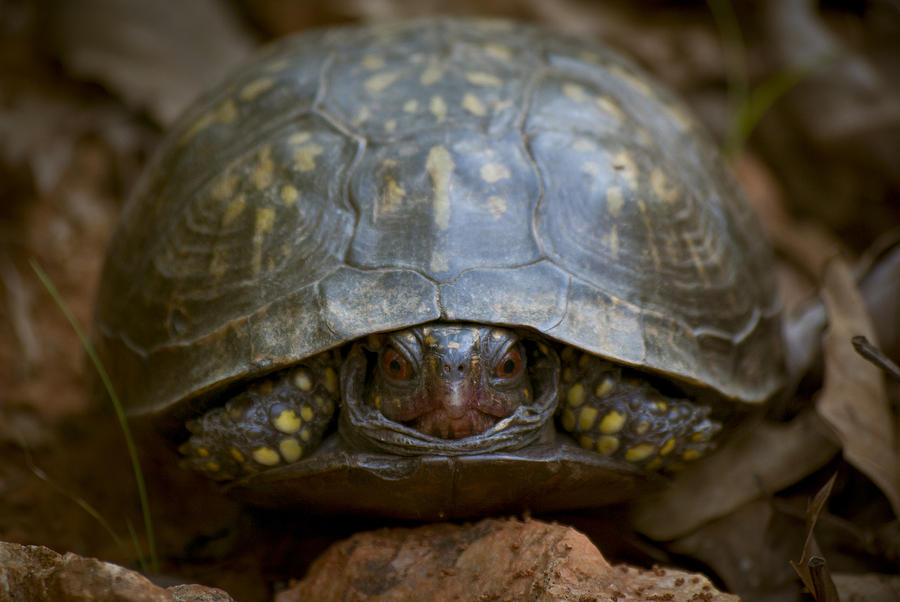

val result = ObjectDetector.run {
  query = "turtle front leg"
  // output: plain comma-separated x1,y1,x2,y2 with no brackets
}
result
557,349,721,471
179,352,340,481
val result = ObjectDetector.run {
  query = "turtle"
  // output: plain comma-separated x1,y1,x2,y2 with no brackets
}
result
94,18,784,519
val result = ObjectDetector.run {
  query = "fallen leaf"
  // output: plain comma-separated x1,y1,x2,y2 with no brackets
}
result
630,410,839,540
790,474,840,602
818,259,900,516
49,0,255,125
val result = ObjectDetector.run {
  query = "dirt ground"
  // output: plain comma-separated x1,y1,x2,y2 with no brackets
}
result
1,1,899,600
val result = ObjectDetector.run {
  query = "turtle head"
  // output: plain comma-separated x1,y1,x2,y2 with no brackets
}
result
368,324,532,439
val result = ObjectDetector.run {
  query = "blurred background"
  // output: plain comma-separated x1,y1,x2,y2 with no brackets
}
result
1,1,899,600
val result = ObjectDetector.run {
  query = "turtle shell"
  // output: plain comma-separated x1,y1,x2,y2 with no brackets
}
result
95,18,783,430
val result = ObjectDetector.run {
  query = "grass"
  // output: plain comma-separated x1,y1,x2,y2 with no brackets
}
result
706,0,829,156
30,260,158,573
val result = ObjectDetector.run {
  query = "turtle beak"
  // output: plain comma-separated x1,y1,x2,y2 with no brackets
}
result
424,351,479,422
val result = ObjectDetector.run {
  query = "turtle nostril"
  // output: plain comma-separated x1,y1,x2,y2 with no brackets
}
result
456,363,465,373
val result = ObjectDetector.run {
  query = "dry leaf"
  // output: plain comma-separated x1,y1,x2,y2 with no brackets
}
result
630,411,839,540
790,474,840,602
818,260,900,516
668,499,801,598
50,0,255,125
833,573,900,601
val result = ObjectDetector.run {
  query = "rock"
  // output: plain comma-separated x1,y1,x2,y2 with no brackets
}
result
276,517,737,601
0,541,233,602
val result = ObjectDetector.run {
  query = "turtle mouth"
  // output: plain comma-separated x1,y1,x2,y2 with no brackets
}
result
412,409,499,439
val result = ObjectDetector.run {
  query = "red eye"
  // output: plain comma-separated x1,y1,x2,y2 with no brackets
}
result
382,348,411,380
495,348,523,379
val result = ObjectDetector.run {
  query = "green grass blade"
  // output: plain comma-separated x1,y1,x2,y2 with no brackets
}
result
30,260,158,573
21,443,132,562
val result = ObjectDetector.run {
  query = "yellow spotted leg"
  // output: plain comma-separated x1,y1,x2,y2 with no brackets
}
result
179,352,339,481
557,348,721,471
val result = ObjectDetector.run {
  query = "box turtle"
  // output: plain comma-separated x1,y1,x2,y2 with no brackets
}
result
94,18,784,518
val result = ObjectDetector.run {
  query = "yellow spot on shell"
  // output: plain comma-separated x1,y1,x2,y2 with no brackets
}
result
562,367,573,382
253,146,274,190
595,95,625,121
252,446,280,466
402,99,419,113
426,146,454,232
380,175,405,215
211,174,239,201
364,71,399,93
609,64,655,98
420,64,443,85
362,55,385,70
645,457,663,471
660,438,676,456
683,449,702,461
252,207,275,274
567,383,585,407
288,131,311,145
299,427,311,442
352,106,370,125
279,438,302,462
635,420,650,435
611,152,638,189
480,163,510,183
561,409,575,431
264,58,289,73
596,436,620,455
653,401,668,412
300,406,314,421
625,444,656,462
650,168,679,203
374,396,382,410
691,432,707,443
274,409,302,434
466,71,502,86
324,367,338,394
196,447,210,457
205,461,220,472
230,447,244,462
239,78,274,102
486,196,506,217
293,144,324,172
222,196,246,227
563,82,588,103
667,103,694,131
281,185,298,206
606,187,624,217
462,93,487,116
598,411,625,435
429,95,447,122
180,99,237,143
484,43,512,60
578,354,590,368
579,435,595,450
578,406,598,430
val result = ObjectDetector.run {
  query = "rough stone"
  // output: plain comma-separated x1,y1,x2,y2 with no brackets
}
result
0,541,233,602
276,517,738,601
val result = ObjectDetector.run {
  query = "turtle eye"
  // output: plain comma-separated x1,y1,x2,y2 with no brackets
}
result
381,348,412,381
495,348,523,379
